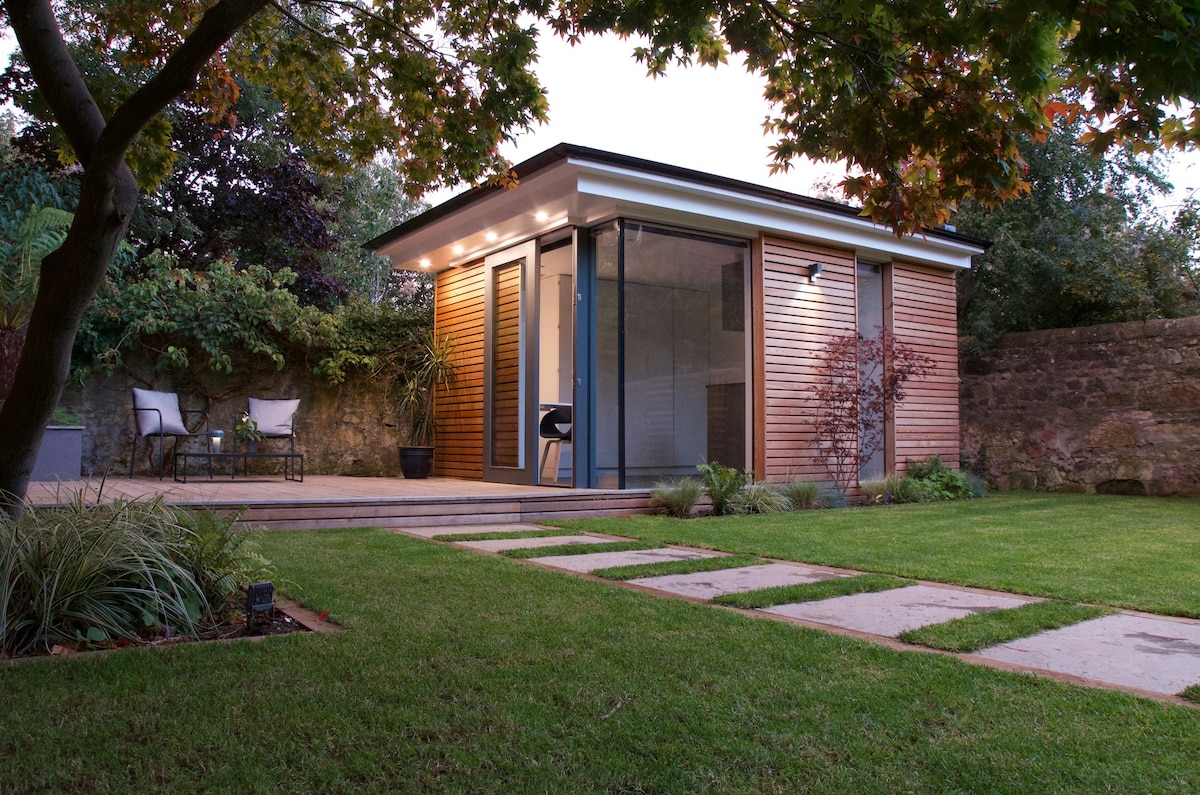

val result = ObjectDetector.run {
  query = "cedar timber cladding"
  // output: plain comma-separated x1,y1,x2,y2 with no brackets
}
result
434,261,485,479
757,236,857,481
892,261,960,470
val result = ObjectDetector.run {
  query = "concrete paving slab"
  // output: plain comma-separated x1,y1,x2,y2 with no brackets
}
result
976,613,1200,696
628,563,846,600
762,584,1035,637
530,547,717,573
401,524,549,539
455,535,618,553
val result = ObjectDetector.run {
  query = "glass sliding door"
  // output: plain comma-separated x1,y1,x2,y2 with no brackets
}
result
593,222,750,488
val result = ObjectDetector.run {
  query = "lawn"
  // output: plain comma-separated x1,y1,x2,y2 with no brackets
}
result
2,525,1199,793
554,492,1200,617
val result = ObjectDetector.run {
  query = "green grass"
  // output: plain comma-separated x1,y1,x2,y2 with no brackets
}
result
550,492,1200,617
714,573,913,609
1181,684,1200,704
2,527,1198,792
591,553,767,581
899,600,1115,653
500,539,661,559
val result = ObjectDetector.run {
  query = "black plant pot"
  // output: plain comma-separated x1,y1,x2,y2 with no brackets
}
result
398,446,434,479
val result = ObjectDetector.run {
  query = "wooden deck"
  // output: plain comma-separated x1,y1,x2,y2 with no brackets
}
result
24,476,654,530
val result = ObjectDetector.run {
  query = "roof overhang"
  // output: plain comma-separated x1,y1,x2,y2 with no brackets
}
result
368,144,987,273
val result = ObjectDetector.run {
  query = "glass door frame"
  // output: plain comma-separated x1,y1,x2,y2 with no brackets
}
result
482,241,540,485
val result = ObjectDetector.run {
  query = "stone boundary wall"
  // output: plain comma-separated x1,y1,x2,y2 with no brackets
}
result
58,364,405,479
959,315,1200,497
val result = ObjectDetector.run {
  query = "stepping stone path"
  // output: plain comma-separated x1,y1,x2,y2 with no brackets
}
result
531,547,717,573
629,563,845,601
763,585,1037,637
403,523,1200,702
454,535,619,553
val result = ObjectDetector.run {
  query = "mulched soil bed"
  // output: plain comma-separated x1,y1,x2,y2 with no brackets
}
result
3,600,336,661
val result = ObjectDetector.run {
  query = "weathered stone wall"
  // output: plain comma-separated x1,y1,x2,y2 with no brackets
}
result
960,316,1200,496
59,364,405,478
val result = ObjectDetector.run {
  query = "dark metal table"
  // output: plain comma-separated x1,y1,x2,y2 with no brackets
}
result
174,451,304,483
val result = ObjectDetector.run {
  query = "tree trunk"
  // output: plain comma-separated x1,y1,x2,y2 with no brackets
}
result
0,0,270,516
0,329,25,399
0,166,138,513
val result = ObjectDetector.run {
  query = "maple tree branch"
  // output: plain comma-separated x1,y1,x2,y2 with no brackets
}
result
4,0,107,163
98,0,272,175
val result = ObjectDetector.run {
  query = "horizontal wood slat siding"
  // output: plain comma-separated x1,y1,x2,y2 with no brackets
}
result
760,237,856,481
435,262,485,479
892,261,960,471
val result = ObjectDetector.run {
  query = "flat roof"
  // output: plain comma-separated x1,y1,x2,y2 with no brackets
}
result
369,143,986,272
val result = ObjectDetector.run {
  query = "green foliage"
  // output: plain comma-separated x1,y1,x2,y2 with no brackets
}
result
904,456,975,503
781,480,822,510
696,461,748,517
0,497,281,656
396,331,457,445
649,477,703,519
171,508,276,619
74,255,431,395
0,496,204,656
956,122,1199,345
76,253,333,379
734,482,792,515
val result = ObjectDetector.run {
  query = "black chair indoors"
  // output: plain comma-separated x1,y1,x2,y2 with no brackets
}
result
538,405,572,485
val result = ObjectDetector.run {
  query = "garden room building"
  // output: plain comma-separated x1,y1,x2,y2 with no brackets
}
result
369,144,983,490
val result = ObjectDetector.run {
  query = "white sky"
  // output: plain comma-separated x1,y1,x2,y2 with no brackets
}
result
4,25,1198,216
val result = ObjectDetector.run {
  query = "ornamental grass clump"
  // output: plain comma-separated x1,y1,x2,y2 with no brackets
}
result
649,478,704,518
781,480,822,509
734,482,792,515
0,497,274,657
0,497,203,656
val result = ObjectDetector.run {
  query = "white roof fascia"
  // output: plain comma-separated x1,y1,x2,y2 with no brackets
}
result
568,159,982,270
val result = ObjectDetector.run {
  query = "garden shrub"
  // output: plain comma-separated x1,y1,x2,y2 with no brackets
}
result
781,480,822,509
0,497,275,656
0,497,203,655
903,456,976,502
697,461,748,516
173,508,277,619
649,478,703,519
735,482,791,514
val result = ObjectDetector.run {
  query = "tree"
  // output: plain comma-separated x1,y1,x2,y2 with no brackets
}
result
955,121,1200,344
3,0,1200,510
814,329,932,497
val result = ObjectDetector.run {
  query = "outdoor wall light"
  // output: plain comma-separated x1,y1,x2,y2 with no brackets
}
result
809,262,824,282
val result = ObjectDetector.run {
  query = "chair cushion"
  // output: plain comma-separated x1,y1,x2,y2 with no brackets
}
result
132,388,189,436
248,398,300,437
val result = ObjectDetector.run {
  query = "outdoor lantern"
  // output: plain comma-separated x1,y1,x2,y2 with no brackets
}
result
209,429,224,454
809,262,824,282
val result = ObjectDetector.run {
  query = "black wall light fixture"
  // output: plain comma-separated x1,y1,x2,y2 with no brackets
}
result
809,262,824,282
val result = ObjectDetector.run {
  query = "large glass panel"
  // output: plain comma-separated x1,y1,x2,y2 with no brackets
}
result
593,225,621,488
857,262,885,481
491,260,522,467
594,222,749,488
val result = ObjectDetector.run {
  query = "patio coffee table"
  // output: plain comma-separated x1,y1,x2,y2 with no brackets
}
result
174,451,304,483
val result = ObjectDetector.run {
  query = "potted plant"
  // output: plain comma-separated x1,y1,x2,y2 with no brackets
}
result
1,399,86,481
396,331,457,478
235,411,265,453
